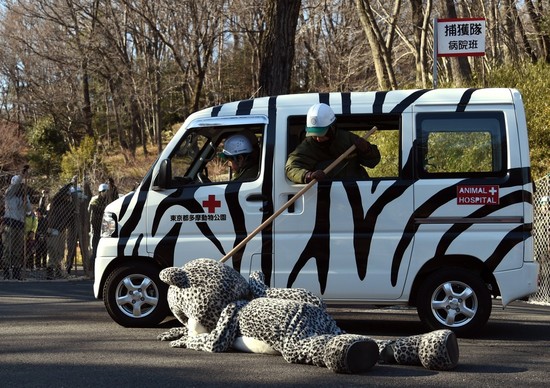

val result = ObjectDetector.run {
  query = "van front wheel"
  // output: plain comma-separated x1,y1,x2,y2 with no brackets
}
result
416,268,491,336
103,262,169,327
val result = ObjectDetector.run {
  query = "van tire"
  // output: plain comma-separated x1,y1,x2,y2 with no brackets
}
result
416,268,491,337
103,262,169,327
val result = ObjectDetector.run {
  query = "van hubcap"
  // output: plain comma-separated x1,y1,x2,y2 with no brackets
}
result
115,275,159,318
430,280,478,327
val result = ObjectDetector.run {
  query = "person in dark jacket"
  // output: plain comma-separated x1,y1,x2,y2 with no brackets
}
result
89,183,109,264
286,103,380,183
46,183,73,279
105,177,119,204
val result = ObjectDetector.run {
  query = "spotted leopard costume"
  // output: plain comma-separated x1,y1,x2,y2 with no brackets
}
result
158,258,459,374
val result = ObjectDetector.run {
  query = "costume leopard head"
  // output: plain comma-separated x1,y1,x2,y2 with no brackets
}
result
160,258,250,333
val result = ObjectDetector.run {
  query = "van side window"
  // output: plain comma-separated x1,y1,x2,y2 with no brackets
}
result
168,125,263,186
416,112,506,178
287,114,401,179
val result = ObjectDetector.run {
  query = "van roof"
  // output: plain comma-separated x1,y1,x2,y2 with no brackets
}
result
184,88,519,125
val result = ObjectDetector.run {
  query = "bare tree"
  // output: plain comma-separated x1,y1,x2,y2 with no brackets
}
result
410,0,433,88
500,0,519,64
438,0,472,86
525,0,550,62
0,0,549,178
122,0,227,113
212,0,265,101
257,0,301,96
511,1,537,63
355,0,399,90
2,0,98,143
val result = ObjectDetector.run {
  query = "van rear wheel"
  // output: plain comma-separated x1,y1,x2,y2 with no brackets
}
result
416,268,491,337
103,262,169,327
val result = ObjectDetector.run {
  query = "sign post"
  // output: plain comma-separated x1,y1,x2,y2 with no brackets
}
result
433,18,486,88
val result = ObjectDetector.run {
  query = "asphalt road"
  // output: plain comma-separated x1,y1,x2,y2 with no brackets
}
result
0,280,549,387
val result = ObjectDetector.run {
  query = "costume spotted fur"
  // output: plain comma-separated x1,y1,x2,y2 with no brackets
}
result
158,258,459,373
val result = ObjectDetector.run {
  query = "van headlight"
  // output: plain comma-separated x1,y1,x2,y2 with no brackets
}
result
101,212,117,237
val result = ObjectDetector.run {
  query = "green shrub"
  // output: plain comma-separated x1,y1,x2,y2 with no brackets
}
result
60,135,108,184
27,117,67,177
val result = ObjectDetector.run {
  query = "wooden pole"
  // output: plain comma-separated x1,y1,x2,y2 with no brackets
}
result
220,126,377,263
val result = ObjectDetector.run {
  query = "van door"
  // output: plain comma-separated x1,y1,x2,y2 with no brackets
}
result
409,104,526,331
411,107,520,271
272,113,415,301
145,116,269,275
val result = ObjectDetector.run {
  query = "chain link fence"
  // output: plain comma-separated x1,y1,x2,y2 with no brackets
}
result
1,170,549,304
531,175,550,304
1,171,117,281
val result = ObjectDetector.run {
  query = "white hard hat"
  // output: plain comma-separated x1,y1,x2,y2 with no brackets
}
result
306,103,336,137
11,175,22,185
222,134,253,157
98,183,109,192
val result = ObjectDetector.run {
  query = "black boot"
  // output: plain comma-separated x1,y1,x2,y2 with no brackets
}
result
324,334,379,374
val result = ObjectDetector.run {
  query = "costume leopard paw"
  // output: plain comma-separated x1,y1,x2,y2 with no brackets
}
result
378,329,459,370
157,326,188,342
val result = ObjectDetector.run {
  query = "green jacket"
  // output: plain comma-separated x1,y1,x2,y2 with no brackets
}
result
232,164,259,181
285,130,380,183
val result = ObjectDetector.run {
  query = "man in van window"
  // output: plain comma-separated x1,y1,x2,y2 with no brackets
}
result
220,133,260,181
285,103,381,183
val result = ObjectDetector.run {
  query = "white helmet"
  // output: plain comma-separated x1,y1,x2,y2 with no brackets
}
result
222,134,253,157
98,183,109,192
306,103,336,137
10,175,22,185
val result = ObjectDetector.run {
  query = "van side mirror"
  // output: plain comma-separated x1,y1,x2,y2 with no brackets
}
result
154,159,172,190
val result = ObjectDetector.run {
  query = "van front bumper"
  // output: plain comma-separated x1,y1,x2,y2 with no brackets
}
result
93,255,117,299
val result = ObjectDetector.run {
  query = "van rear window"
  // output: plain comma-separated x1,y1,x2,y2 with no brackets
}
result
416,112,506,178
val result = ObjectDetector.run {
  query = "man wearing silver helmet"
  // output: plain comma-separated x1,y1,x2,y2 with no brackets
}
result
220,133,260,181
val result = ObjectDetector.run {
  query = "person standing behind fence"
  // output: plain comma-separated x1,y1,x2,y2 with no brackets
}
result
89,183,109,264
106,177,119,204
2,175,31,280
34,207,48,269
65,176,79,274
24,208,38,269
46,183,72,279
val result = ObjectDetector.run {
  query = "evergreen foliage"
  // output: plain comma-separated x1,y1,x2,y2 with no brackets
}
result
27,117,68,178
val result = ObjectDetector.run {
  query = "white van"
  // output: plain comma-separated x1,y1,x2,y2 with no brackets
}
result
93,88,539,336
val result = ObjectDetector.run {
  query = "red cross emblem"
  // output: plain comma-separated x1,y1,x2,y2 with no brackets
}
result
202,195,222,213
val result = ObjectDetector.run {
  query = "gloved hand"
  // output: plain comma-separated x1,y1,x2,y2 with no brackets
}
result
354,137,372,153
304,170,327,183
